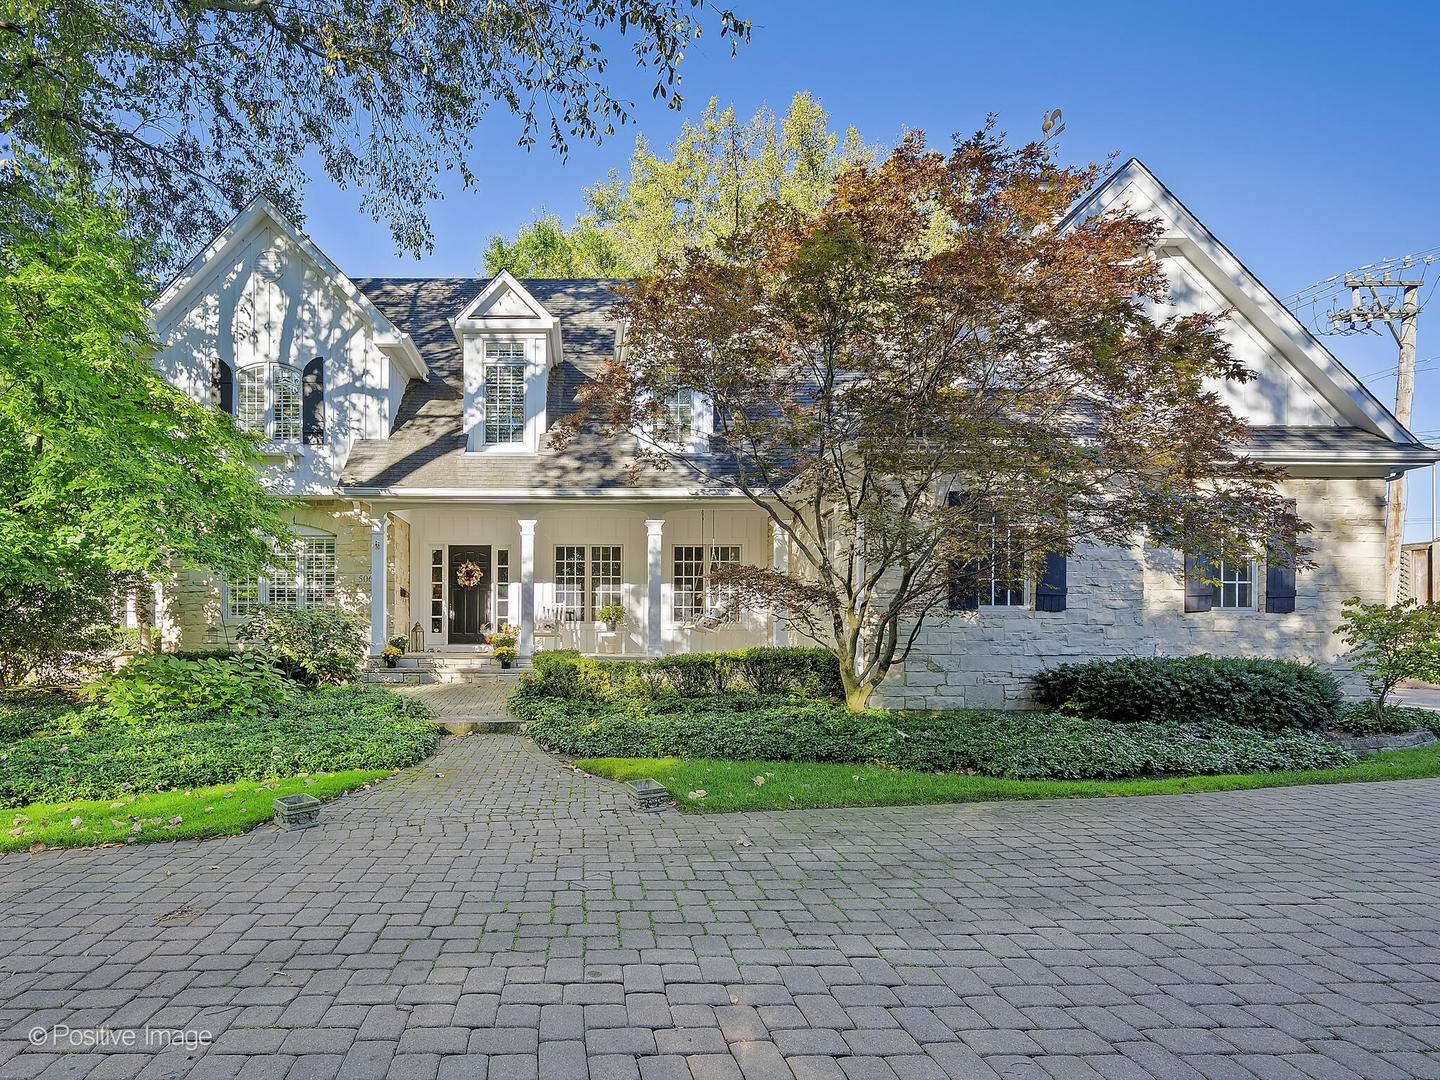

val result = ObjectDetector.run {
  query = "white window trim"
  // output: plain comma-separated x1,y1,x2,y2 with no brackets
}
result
550,544,623,623
671,543,741,624
638,389,712,457
235,361,303,447
225,530,337,621
1214,558,1259,611
464,334,546,454
977,516,1030,610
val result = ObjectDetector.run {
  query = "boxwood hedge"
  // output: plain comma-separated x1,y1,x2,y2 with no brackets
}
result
527,646,842,702
1031,656,1343,733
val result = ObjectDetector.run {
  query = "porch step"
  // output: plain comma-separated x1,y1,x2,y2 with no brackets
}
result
433,718,523,736
363,660,527,685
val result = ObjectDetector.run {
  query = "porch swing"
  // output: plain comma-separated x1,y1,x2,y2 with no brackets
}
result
684,508,736,633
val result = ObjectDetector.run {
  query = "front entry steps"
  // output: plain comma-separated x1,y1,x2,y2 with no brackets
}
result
362,654,528,685
433,718,523,735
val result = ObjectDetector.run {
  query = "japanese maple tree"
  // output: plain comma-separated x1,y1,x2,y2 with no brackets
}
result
566,128,1303,711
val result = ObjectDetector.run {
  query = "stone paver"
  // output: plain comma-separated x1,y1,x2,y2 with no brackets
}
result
392,676,518,719
1,735,1438,1079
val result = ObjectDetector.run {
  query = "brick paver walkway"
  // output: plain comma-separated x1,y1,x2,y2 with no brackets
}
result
1,736,1438,1080
392,677,518,719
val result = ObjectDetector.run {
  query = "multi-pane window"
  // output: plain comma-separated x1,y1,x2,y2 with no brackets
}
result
484,342,526,444
1215,559,1255,609
554,546,587,621
272,366,302,441
236,363,302,442
978,516,1027,607
430,550,444,635
661,390,695,444
228,577,260,619
553,545,623,622
494,549,511,624
226,536,337,618
591,546,622,616
672,545,740,623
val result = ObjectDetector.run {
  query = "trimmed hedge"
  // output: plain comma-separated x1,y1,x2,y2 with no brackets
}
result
1031,656,1343,733
514,694,1350,781
0,684,438,806
526,646,842,702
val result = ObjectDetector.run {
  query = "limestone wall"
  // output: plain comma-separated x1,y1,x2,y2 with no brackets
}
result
871,477,1387,710
157,500,374,650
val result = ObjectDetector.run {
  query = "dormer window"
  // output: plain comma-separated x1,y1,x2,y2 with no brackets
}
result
484,342,527,445
661,390,696,444
236,362,302,443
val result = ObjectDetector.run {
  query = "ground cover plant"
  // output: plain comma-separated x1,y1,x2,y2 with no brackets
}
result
578,747,1440,814
0,680,438,809
515,692,1350,782
1335,701,1440,737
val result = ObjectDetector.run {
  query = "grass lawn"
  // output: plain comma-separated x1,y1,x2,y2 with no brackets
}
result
2,770,387,853
576,746,1440,813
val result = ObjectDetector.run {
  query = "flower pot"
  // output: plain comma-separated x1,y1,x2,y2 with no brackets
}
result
384,658,398,668
500,659,513,669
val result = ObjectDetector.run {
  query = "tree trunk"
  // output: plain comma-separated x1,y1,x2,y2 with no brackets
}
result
844,680,875,712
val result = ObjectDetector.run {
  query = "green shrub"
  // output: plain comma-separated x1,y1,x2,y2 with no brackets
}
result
0,684,437,805
516,694,1350,781
86,652,294,724
237,605,368,684
522,646,842,702
1334,598,1440,712
1337,701,1440,736
166,648,247,662
1031,655,1342,733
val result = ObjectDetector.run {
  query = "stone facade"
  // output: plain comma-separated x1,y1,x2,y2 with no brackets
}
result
873,477,1388,710
156,500,374,650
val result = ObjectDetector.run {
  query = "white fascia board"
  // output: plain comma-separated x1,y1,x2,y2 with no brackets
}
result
149,196,424,378
1065,161,1416,445
452,270,558,328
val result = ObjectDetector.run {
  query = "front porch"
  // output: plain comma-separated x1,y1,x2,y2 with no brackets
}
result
366,499,789,659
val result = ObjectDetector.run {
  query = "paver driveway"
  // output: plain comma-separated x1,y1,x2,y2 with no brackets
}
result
1,736,1438,1080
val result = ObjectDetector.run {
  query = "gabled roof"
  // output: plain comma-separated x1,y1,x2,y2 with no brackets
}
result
449,269,564,367
1062,159,1424,449
151,197,426,380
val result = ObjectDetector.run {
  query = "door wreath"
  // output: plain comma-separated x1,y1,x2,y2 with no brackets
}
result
455,560,484,588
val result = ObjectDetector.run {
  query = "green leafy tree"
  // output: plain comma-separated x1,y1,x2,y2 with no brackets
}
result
566,129,1301,712
585,91,875,270
0,165,288,637
483,214,641,278
1,0,749,257
1334,597,1440,715
0,566,135,686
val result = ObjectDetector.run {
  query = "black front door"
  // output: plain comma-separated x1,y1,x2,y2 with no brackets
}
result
448,545,492,643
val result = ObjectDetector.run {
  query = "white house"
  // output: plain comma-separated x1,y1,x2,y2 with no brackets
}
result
147,159,1438,707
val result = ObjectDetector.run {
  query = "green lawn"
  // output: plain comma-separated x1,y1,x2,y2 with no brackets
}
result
576,747,1440,813
2,770,386,852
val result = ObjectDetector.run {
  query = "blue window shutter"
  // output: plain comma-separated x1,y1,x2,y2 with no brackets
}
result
1265,499,1298,613
946,490,979,611
212,359,233,414
1184,553,1215,613
302,357,324,445
1036,550,1067,611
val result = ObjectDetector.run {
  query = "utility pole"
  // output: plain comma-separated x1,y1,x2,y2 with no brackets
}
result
1330,273,1423,603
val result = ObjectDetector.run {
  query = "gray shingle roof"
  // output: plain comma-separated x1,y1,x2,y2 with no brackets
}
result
343,278,734,492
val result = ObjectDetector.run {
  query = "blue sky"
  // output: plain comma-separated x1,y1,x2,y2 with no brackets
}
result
298,0,1440,540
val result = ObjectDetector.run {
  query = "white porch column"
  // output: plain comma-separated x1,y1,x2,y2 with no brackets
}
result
370,514,388,655
518,519,537,657
772,524,790,647
645,519,665,657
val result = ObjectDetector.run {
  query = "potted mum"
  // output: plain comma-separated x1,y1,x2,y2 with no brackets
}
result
596,602,625,632
380,645,403,669
493,645,517,669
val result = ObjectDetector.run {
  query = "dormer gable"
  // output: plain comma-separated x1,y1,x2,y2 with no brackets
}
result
455,272,562,453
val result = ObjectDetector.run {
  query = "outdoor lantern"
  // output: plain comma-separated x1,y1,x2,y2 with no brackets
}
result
409,622,424,654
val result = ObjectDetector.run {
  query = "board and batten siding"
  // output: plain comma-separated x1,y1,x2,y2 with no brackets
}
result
150,220,402,495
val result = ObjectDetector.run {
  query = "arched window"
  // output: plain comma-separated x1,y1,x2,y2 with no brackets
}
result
235,363,303,442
